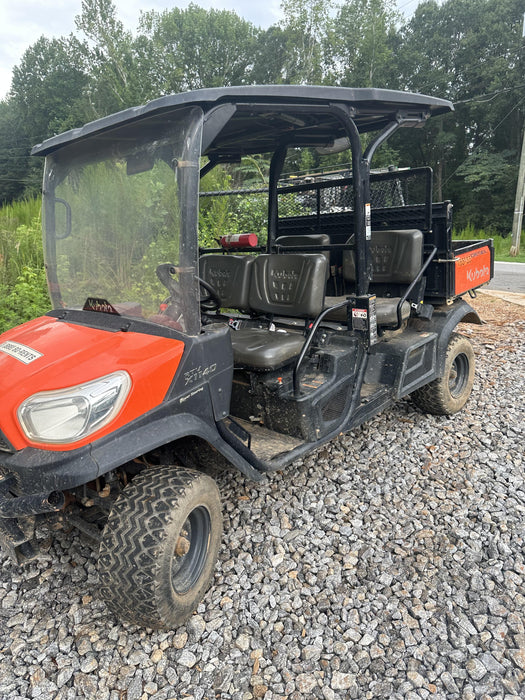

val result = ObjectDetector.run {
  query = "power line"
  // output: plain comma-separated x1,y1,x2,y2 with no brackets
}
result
396,0,421,16
454,83,525,105
443,94,525,187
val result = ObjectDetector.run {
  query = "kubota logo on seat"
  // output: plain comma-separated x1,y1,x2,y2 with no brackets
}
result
271,269,299,281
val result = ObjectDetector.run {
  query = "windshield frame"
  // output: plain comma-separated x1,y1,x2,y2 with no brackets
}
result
42,105,204,336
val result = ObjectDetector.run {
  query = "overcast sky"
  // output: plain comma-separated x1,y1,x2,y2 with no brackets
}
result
0,0,421,100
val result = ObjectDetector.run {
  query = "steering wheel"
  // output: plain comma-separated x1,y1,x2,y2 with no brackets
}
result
156,264,221,314
156,263,180,297
155,263,184,321
198,277,221,312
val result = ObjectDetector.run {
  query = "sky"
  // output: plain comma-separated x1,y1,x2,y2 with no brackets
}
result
0,0,422,100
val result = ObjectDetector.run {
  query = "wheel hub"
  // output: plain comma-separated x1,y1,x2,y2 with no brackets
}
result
171,506,211,594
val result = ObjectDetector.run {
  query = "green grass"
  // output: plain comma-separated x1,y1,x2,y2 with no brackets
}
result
453,225,525,263
0,197,41,228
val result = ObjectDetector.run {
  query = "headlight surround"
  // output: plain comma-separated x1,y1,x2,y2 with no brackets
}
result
18,371,131,445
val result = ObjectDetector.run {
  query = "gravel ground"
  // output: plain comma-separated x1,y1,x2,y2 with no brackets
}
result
1,293,524,700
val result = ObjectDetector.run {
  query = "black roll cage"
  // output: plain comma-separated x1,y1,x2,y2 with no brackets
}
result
199,100,432,300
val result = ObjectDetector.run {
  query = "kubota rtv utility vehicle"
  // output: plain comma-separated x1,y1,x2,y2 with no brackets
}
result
0,87,493,628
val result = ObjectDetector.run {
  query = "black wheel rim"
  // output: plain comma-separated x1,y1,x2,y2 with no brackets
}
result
171,506,211,594
449,353,469,398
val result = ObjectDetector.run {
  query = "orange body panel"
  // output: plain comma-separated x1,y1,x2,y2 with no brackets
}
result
454,246,492,296
0,316,185,451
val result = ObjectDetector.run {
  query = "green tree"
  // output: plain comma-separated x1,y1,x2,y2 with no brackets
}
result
75,0,147,116
326,0,398,88
139,4,259,93
251,26,292,84
0,101,30,204
5,35,88,199
390,0,525,225
279,0,333,84
10,36,87,140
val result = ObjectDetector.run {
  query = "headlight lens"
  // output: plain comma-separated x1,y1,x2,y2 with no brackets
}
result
18,371,131,444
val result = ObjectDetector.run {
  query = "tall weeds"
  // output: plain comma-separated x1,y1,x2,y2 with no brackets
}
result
453,226,525,262
0,197,49,333
0,198,43,287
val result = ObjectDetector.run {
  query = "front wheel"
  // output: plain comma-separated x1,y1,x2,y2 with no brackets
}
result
97,466,222,629
411,332,475,415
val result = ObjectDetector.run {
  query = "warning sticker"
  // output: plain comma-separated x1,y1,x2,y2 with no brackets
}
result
352,309,368,320
0,341,43,364
365,203,372,240
352,308,368,331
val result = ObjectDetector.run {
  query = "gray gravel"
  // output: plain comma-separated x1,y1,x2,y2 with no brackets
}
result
1,301,524,700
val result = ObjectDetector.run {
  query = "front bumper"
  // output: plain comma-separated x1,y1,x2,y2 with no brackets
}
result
0,444,99,493
0,474,66,563
0,445,99,563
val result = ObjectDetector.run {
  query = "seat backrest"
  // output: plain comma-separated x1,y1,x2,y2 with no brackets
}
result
274,233,331,279
199,254,254,310
249,253,327,318
343,229,423,284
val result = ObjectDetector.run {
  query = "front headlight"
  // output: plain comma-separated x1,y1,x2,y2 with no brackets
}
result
18,371,131,444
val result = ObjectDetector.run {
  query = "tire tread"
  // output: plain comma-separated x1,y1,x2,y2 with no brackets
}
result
97,465,221,628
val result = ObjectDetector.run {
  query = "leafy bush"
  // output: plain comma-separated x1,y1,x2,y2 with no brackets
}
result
198,161,269,249
0,266,50,334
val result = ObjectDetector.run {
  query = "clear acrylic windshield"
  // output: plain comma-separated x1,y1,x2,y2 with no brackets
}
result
42,106,203,335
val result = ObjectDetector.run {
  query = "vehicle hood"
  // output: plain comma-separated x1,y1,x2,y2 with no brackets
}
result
0,315,185,450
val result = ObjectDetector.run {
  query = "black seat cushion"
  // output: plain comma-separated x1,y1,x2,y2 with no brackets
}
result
274,234,331,279
249,253,327,318
231,327,305,370
324,296,411,327
227,253,326,371
343,229,423,284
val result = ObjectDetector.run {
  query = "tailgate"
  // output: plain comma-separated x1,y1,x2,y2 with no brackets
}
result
452,239,494,296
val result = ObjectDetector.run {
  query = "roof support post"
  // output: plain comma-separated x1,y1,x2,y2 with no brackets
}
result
363,120,400,163
268,146,287,250
329,104,370,297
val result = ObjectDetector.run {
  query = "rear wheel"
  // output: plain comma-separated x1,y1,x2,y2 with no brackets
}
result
97,465,222,629
411,332,475,415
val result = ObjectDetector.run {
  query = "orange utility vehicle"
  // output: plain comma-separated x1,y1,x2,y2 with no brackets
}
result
0,87,493,628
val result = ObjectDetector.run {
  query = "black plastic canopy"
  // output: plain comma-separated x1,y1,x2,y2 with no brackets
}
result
32,85,453,158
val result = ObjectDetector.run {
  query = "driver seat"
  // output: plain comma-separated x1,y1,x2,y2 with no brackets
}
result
199,254,255,311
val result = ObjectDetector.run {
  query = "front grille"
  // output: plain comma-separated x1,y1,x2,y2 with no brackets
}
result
0,430,14,453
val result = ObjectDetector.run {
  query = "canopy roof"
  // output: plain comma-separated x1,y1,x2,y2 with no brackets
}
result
32,85,453,158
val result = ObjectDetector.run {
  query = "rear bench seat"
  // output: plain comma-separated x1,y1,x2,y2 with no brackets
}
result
200,252,327,370
325,229,423,327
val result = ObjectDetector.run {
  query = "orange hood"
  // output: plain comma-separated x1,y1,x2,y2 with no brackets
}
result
0,315,185,450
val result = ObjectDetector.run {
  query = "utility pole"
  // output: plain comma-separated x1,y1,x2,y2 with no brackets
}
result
510,124,525,257
510,14,525,256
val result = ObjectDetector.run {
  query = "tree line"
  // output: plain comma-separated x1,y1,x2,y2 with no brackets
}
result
0,0,524,234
